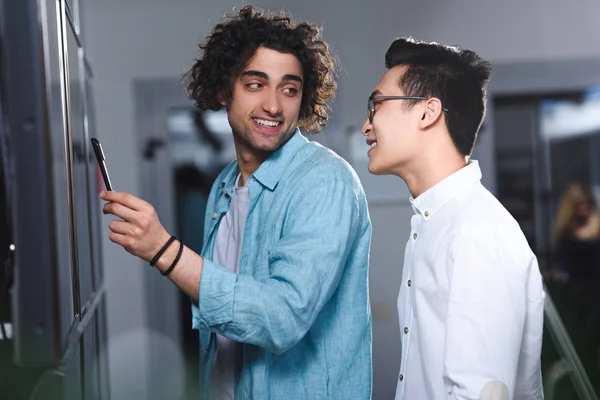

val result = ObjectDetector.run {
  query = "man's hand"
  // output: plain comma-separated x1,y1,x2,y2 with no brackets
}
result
100,191,171,262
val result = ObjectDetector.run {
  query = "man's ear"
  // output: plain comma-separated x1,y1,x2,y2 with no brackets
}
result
418,97,443,129
218,92,227,107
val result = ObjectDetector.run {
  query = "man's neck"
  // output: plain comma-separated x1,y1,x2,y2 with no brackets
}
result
234,142,270,187
399,150,467,199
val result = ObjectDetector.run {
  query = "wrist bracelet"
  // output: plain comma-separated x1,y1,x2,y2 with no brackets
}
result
162,240,184,277
149,235,176,267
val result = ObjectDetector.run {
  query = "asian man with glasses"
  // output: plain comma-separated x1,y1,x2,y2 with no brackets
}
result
361,37,545,400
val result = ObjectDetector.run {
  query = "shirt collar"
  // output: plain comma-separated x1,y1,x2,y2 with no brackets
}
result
410,160,482,220
218,128,307,191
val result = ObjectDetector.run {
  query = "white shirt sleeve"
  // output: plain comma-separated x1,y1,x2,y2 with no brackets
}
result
442,232,543,400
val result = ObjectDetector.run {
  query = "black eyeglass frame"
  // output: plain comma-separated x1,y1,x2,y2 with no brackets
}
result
368,95,449,123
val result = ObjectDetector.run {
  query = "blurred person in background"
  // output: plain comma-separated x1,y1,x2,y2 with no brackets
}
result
101,5,373,400
552,182,600,389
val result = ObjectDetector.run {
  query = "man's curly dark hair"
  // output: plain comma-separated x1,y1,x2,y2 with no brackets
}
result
183,5,337,134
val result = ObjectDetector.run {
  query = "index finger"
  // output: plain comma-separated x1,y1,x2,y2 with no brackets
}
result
100,191,149,211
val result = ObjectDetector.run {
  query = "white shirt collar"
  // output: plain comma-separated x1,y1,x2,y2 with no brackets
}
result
409,160,482,220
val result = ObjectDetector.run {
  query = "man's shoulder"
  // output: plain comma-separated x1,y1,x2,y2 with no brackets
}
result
456,185,534,256
289,140,363,189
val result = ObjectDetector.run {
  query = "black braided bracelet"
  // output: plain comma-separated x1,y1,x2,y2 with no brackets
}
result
149,235,176,267
162,240,184,277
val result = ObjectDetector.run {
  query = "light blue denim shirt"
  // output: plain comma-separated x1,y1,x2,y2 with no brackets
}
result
191,129,373,399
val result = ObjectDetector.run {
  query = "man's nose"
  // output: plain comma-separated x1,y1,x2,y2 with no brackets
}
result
262,90,283,116
361,119,372,136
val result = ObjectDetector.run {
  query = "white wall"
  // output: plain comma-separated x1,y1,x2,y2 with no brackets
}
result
412,0,600,62
85,0,600,398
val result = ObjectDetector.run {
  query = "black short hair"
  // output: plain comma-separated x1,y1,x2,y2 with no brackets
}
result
183,5,337,134
385,37,492,156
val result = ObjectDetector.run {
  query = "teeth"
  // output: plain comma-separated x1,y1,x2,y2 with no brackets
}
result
254,118,280,127
370,142,377,148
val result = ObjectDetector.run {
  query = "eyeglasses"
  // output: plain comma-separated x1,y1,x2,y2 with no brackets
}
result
368,95,449,123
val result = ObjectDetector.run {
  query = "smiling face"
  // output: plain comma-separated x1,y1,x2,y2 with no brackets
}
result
361,65,426,176
225,47,304,157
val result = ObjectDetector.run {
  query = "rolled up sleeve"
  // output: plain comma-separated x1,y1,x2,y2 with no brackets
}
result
191,261,238,329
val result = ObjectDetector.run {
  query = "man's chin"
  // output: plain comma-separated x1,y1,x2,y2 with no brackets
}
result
367,162,384,175
255,131,294,150
250,140,282,154
257,145,280,153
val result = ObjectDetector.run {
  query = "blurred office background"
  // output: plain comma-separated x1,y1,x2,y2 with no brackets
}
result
1,0,600,399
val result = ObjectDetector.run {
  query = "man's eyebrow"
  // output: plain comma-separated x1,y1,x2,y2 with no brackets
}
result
239,71,303,85
240,70,269,80
282,74,303,85
371,90,382,97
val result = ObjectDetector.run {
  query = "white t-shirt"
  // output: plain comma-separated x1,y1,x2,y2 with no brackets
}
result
210,174,249,400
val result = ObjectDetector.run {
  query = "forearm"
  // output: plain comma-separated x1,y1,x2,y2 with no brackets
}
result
154,239,203,304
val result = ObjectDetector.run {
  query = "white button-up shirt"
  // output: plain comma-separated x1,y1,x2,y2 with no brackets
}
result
395,161,544,400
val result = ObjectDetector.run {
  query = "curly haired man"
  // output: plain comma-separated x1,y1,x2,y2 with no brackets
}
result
101,5,373,399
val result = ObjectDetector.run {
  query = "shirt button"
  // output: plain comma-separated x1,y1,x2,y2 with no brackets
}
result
407,280,412,287
404,327,409,334
212,212,217,219
424,211,429,217
399,374,404,381
413,233,417,240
